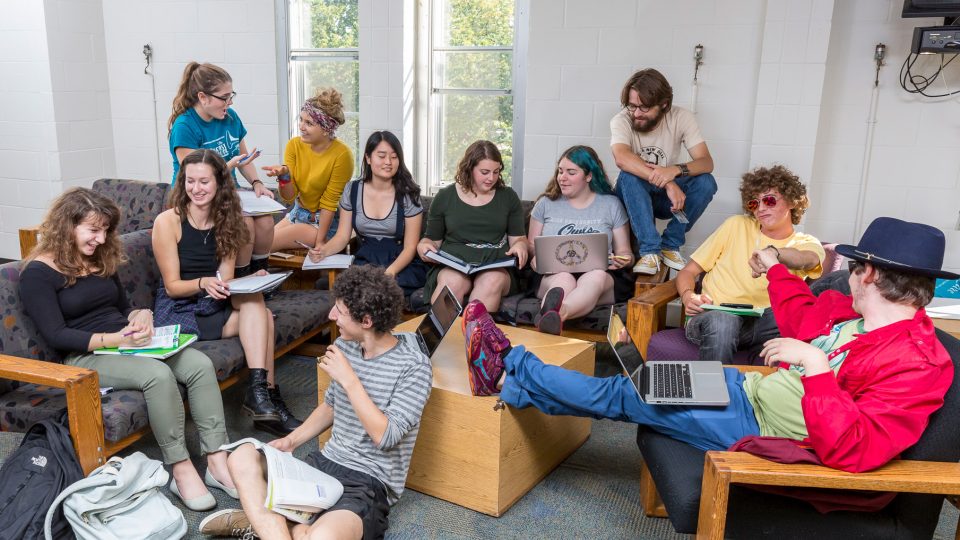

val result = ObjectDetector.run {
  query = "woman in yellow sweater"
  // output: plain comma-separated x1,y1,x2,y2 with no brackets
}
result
264,88,355,249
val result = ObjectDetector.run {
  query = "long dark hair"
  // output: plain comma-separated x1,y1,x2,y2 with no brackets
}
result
360,131,420,206
23,188,124,285
169,150,249,260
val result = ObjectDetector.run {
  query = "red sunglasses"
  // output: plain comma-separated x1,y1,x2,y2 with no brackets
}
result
746,194,780,212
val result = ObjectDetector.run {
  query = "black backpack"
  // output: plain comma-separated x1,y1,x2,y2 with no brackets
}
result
0,414,83,540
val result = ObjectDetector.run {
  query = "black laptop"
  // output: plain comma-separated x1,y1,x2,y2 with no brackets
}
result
412,286,463,357
607,311,729,406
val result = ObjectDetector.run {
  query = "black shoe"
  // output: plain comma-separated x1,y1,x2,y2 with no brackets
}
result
254,386,303,436
242,368,281,421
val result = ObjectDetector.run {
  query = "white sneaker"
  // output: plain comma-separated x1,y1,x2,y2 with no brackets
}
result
632,254,661,275
660,249,686,270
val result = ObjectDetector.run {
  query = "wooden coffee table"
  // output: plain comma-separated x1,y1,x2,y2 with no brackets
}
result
316,317,595,516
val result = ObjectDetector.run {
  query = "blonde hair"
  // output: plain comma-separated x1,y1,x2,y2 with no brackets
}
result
23,188,125,285
168,62,232,133
305,87,346,125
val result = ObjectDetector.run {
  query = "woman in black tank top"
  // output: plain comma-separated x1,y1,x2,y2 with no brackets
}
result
152,150,302,437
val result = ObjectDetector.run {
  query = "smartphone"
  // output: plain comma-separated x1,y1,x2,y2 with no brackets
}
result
720,303,754,309
672,210,689,224
237,147,261,165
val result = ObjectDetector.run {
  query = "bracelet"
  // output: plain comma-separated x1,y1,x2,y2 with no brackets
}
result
99,333,105,347
198,277,204,291
277,174,291,185
251,179,264,187
765,245,781,261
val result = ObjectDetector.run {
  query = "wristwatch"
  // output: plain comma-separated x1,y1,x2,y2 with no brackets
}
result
677,163,690,177
765,245,781,261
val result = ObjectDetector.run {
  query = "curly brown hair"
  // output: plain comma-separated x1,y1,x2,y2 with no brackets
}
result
23,188,125,285
740,164,809,225
332,265,404,334
306,87,346,125
454,140,505,195
169,149,250,260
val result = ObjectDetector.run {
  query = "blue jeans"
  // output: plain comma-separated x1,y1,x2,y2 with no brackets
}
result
498,346,760,452
286,200,339,240
685,308,780,363
615,171,717,256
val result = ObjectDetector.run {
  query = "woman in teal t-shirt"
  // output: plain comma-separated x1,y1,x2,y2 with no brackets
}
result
168,62,275,276
416,140,528,312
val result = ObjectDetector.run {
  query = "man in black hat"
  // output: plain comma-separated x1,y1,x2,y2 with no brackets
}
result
462,216,956,473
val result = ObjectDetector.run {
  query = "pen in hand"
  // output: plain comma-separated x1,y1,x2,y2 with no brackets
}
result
294,240,314,250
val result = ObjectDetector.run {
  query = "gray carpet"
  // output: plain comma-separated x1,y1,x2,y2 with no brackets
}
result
4,348,953,538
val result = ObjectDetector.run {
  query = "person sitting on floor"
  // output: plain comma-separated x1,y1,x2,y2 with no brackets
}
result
527,145,634,335
20,187,237,512
152,149,302,437
462,216,957,474
677,164,824,362
198,265,433,540
305,130,427,295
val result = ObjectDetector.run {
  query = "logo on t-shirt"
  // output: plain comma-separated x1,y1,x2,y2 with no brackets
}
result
639,146,667,167
558,223,603,235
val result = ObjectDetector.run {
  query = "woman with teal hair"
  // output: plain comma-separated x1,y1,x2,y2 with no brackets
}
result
526,145,634,334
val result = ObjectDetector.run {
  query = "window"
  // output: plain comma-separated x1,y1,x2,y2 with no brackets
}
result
285,0,360,171
421,0,520,193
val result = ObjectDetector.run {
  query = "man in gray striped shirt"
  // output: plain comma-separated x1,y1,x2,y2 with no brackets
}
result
207,266,432,540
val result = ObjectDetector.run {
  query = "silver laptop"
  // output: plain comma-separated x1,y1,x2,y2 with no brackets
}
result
413,286,463,358
607,312,729,406
535,233,609,274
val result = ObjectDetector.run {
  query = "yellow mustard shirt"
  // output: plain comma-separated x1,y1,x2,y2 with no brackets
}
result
284,137,354,212
690,215,825,308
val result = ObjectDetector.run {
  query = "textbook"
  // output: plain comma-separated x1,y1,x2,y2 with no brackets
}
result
425,250,516,275
220,438,344,524
94,332,198,360
239,190,287,216
700,304,765,317
302,254,354,270
118,324,180,350
227,271,292,294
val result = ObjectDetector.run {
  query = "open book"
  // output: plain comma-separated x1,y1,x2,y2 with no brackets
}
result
302,254,354,270
220,438,344,524
239,190,287,216
118,324,180,350
701,304,765,317
94,332,198,360
227,271,292,294
425,250,516,275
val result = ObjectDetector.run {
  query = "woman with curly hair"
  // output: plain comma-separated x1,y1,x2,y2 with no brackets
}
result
526,146,634,335
19,188,235,511
168,61,275,276
264,87,354,249
152,150,302,437
305,131,426,294
675,164,825,361
416,140,528,311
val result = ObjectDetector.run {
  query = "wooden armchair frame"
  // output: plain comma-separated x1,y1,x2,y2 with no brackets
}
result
627,276,679,357
0,354,105,474
639,365,960,540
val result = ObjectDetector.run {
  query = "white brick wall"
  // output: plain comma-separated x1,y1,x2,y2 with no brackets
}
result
2,0,959,273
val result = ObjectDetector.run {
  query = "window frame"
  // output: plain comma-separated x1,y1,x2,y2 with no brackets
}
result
414,0,528,195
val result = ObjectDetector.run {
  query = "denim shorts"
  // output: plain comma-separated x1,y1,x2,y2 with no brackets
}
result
286,199,339,240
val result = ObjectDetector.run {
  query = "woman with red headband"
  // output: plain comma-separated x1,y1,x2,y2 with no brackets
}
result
264,88,354,250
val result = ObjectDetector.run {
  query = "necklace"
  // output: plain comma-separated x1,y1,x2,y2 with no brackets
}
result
186,211,213,245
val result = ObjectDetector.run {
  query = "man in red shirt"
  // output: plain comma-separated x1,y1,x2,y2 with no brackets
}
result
465,217,957,472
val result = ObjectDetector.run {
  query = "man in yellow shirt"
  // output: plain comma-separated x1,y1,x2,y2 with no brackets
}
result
676,165,824,362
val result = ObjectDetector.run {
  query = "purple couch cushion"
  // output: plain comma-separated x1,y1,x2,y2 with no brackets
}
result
647,328,760,365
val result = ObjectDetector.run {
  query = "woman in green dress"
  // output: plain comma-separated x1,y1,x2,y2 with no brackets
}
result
416,140,528,312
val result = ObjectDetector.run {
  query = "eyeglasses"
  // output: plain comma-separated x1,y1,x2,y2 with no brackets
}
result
746,194,781,212
625,103,653,114
206,91,237,102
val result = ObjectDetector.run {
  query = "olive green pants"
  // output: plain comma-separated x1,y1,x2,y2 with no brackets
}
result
66,347,228,464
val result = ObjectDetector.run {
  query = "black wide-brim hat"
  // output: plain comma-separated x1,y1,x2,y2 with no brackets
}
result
835,217,959,279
